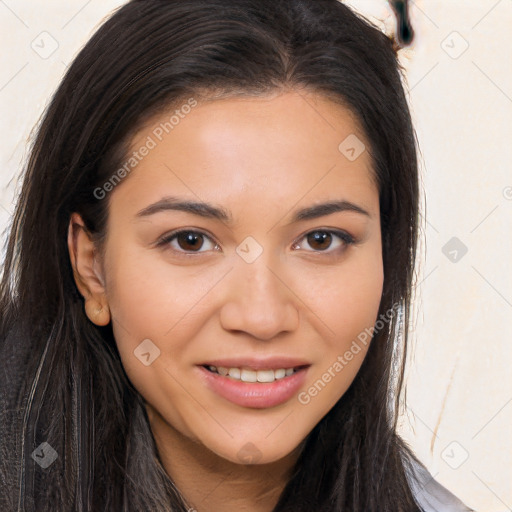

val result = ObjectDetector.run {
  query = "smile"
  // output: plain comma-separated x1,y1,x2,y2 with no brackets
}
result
203,365,304,383
197,364,311,408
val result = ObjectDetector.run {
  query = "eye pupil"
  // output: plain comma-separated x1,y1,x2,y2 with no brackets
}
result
307,231,332,250
177,231,203,251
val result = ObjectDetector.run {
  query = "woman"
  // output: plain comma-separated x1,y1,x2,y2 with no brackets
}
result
0,0,474,510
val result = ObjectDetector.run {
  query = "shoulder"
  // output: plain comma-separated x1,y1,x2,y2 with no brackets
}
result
405,455,475,512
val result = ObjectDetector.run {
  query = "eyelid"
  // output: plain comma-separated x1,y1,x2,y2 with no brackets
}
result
292,228,355,253
156,227,356,256
156,228,219,255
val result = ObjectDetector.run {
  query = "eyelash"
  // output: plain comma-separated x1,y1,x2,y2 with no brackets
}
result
156,228,356,258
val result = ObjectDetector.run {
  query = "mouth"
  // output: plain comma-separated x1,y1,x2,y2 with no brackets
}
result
201,364,309,383
197,361,311,409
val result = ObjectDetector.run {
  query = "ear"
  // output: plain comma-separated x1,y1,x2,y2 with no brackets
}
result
67,212,111,326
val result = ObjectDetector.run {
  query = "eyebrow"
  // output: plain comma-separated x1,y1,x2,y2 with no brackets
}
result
135,196,371,224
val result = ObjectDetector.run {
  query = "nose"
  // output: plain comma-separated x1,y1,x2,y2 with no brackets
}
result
219,255,300,340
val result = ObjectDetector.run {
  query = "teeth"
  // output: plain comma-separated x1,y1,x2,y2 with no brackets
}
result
241,369,258,382
206,365,299,382
228,367,240,379
274,369,286,379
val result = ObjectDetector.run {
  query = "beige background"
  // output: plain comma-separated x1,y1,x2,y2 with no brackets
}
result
1,1,511,510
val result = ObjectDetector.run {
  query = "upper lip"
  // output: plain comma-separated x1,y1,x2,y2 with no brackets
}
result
199,357,311,371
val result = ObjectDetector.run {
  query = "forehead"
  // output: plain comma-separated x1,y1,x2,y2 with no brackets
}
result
110,91,378,220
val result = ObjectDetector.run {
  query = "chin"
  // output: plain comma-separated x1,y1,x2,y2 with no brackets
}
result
205,436,304,466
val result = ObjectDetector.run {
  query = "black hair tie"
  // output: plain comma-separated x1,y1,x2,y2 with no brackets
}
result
390,0,415,46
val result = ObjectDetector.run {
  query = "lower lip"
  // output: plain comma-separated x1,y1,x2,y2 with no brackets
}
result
197,365,310,409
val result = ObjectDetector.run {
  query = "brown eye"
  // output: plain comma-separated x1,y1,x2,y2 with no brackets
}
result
176,231,205,251
294,229,355,254
158,230,218,255
306,231,333,251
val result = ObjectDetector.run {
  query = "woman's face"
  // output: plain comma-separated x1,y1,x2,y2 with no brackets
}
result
86,90,383,465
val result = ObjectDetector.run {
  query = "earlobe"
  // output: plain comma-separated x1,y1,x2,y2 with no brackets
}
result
84,298,111,326
67,212,111,326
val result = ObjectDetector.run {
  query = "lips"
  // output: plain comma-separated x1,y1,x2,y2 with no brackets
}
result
197,365,309,408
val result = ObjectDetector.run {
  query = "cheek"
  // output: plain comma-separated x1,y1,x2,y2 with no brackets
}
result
101,246,172,371
294,254,383,341
292,253,383,404
104,245,201,336
103,245,223,386
297,297,383,413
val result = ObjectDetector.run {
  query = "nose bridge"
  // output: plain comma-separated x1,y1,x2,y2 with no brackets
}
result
219,244,299,339
234,234,284,300
240,254,281,302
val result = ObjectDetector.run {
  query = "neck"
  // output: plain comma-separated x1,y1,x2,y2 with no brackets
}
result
145,404,303,512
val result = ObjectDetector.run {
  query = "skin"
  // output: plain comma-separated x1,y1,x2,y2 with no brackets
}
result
68,89,383,512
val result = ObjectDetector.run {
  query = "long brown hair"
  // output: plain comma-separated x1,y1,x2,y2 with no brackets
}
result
0,1,421,510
